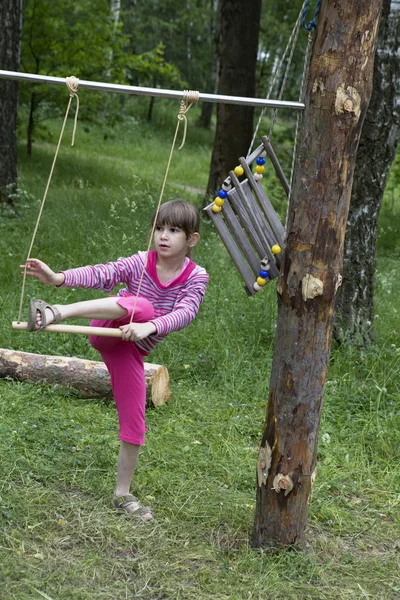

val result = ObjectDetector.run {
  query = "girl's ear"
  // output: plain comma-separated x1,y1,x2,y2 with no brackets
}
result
188,232,200,248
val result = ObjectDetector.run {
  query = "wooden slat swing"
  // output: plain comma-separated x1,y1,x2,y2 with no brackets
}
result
204,0,314,295
204,135,289,296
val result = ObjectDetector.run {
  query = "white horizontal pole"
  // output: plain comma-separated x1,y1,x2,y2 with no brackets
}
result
12,321,123,337
0,70,305,110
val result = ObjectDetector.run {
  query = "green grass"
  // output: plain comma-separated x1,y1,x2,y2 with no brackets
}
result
0,115,399,599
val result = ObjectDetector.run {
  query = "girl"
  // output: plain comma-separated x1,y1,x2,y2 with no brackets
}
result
20,200,208,521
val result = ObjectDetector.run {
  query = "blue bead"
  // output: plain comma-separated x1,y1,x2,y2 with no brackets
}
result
259,270,269,278
218,189,228,199
256,157,266,165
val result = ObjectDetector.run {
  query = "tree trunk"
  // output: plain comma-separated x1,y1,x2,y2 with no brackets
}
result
253,0,383,549
107,0,121,75
0,349,171,407
27,92,36,158
334,0,400,346
197,0,220,130
147,95,155,122
204,0,262,204
0,0,23,203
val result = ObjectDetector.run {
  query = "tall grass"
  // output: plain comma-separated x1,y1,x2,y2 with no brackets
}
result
0,112,399,599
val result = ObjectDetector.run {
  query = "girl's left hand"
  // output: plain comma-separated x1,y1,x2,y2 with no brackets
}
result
119,321,156,342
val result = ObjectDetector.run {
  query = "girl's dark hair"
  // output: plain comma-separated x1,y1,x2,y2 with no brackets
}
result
152,199,200,237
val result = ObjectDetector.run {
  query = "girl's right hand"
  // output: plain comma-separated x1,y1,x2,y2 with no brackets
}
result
19,258,65,286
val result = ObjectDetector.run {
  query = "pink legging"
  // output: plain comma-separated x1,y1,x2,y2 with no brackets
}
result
88,296,155,445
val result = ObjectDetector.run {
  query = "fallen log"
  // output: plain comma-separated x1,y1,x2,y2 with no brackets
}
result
0,348,171,406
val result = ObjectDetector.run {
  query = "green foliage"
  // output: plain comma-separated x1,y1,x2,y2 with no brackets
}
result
0,117,399,598
258,0,309,102
129,42,185,89
121,0,218,91
19,0,185,149
22,0,118,78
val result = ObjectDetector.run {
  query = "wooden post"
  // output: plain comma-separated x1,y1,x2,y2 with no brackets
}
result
253,0,384,548
0,348,171,406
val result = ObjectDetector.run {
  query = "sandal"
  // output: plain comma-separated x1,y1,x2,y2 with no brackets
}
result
113,494,153,521
27,298,62,331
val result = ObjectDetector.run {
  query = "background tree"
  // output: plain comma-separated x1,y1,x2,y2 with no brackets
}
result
196,0,220,130
21,0,125,155
334,0,400,346
204,0,262,201
253,0,383,548
257,0,306,102
121,0,220,122
0,0,23,205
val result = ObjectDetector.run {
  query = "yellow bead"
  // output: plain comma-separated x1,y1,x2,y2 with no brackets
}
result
214,197,225,207
257,276,267,286
234,166,244,176
211,204,222,213
255,165,265,174
271,245,281,255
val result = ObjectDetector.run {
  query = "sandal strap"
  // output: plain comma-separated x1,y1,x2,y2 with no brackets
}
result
114,493,137,506
47,304,61,324
36,300,61,328
113,494,151,516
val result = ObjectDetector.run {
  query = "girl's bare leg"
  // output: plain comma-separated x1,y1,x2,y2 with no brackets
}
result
115,441,152,521
37,297,127,328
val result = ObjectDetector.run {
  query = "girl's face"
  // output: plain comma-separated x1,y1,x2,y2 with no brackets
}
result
154,224,199,260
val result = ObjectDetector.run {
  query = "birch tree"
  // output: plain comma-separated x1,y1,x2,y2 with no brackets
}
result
334,0,400,345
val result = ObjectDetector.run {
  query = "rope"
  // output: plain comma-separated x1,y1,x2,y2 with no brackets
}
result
247,0,308,157
267,10,304,140
302,0,321,31
66,76,80,146
17,76,80,323
178,90,200,150
129,90,199,324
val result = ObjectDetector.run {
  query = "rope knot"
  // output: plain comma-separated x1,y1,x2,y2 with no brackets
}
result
302,0,321,31
177,90,199,149
66,76,80,146
66,75,79,96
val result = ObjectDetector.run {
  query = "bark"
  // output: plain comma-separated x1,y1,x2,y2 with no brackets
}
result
204,0,262,204
27,92,37,158
107,0,121,76
0,349,171,407
253,0,383,549
334,0,400,345
197,0,220,130
0,0,23,203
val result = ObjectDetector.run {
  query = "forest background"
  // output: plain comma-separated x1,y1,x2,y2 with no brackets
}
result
0,0,399,598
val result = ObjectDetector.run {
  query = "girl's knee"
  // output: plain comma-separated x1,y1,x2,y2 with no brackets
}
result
117,296,154,323
89,319,121,351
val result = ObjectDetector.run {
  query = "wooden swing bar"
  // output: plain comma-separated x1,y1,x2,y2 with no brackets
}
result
12,322,125,337
0,69,305,110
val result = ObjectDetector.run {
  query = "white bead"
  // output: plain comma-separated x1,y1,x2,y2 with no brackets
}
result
260,150,267,158
260,259,270,270
222,177,232,192
254,173,263,181
253,282,262,291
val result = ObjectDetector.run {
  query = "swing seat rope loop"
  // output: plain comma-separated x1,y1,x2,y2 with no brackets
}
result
129,89,199,323
302,0,321,31
17,76,80,323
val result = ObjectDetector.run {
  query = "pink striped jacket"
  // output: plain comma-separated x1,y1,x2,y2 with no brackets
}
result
61,250,208,354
